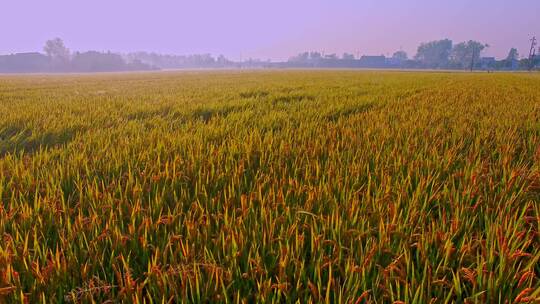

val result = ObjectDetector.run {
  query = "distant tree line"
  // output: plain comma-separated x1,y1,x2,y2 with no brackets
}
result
0,38,155,73
124,52,240,69
412,39,527,70
286,39,539,70
0,38,539,73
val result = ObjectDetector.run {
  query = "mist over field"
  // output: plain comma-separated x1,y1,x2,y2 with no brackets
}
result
2,0,539,60
1,0,540,73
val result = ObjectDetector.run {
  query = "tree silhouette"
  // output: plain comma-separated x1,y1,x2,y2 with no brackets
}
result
43,38,70,61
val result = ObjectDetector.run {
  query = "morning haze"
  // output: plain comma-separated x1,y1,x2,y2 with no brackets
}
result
1,0,539,61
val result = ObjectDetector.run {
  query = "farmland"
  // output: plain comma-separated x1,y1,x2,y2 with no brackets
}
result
0,70,539,303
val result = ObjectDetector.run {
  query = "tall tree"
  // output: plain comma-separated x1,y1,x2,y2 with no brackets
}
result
450,40,488,70
504,48,519,69
43,38,70,61
392,50,408,61
506,48,519,61
414,39,453,68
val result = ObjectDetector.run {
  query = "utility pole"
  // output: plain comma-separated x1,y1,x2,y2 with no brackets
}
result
470,46,476,72
528,36,537,71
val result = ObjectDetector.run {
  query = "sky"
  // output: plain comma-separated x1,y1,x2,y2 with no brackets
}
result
1,0,539,61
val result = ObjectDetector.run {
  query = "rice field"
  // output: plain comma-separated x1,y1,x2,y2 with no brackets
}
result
0,70,539,303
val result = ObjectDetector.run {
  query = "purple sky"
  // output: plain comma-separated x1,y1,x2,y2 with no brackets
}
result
2,0,539,60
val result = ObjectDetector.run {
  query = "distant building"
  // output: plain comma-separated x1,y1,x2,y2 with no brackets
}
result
511,58,519,70
479,57,496,70
358,55,387,68
0,52,50,73
386,57,403,67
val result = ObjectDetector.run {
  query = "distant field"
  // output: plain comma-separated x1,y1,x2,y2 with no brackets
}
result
0,71,539,303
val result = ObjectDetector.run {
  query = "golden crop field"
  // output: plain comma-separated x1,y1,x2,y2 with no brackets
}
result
0,70,539,303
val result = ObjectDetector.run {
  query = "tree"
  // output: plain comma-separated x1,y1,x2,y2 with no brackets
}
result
216,55,231,66
324,54,338,60
43,38,70,61
503,48,519,69
392,50,408,61
506,48,519,61
414,39,452,68
450,40,488,70
71,51,127,72
288,52,309,63
342,53,355,60
309,52,322,60
519,58,531,70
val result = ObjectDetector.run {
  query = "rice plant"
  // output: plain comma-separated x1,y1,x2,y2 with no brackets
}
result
0,70,538,303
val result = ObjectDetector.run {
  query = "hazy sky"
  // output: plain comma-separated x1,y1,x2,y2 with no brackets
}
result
2,0,538,60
